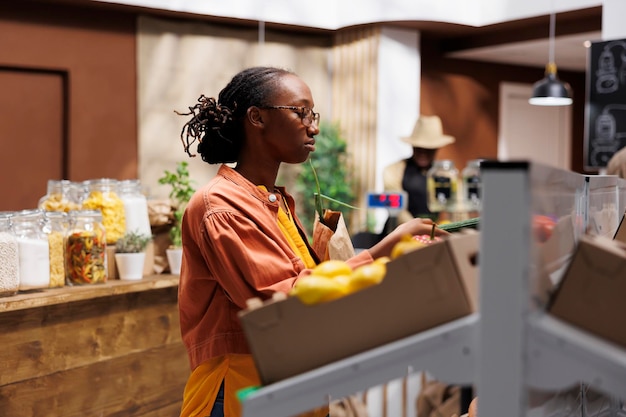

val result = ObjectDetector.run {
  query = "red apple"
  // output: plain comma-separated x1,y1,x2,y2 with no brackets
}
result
413,223,443,244
533,215,556,243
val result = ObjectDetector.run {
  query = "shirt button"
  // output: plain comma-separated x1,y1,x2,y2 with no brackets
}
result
268,194,277,203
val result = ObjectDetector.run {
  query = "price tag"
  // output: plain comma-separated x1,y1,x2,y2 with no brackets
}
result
365,191,407,213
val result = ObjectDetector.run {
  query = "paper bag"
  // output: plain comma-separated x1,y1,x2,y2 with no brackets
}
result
312,209,355,261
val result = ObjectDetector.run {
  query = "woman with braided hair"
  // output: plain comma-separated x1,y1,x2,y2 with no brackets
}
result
176,66,447,417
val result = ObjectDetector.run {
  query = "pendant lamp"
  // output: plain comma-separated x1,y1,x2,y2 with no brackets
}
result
529,12,573,106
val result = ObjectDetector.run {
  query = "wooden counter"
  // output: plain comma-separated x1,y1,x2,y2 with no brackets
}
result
0,275,189,417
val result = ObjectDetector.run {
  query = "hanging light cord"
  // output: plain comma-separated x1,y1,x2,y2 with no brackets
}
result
548,12,555,65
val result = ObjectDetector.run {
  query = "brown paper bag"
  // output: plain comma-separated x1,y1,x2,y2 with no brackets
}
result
416,375,461,417
312,209,356,261
329,395,369,417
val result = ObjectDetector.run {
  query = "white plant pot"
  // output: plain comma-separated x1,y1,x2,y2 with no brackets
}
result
115,253,146,281
166,247,183,275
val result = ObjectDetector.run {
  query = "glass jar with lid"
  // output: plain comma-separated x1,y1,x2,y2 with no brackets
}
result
66,210,107,285
427,160,459,213
43,211,68,288
12,209,50,290
0,212,20,296
461,159,483,212
118,179,152,237
38,179,82,213
81,178,126,245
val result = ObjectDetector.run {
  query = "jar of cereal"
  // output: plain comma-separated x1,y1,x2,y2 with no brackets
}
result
66,210,107,285
0,212,20,297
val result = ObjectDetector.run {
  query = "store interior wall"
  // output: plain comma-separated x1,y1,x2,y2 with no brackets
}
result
136,16,333,199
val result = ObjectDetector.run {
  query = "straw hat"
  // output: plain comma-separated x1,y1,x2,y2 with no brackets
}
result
401,115,455,149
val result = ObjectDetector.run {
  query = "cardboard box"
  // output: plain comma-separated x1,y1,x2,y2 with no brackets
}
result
614,211,626,244
549,234,626,348
238,232,479,385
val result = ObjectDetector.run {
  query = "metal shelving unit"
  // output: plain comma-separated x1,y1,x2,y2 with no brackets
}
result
241,161,626,417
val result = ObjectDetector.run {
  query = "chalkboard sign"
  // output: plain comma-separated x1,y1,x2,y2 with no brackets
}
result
584,38,626,170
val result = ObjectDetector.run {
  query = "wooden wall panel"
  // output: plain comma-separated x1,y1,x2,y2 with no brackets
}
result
0,68,65,210
0,1,137,210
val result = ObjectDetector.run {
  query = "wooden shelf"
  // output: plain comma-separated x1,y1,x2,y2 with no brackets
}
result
0,274,179,312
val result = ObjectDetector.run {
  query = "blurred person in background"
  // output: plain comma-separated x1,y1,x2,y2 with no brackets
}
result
382,115,455,229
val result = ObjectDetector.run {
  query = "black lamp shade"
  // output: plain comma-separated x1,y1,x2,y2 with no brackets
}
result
529,72,573,106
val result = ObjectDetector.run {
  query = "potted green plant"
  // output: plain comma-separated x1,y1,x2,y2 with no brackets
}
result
158,161,196,275
294,122,357,233
114,230,152,280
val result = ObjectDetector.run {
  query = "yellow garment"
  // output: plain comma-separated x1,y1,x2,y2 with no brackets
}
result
181,355,259,417
276,202,317,269
180,187,326,417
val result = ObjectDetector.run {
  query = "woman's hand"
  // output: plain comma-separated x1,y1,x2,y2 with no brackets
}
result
368,218,449,259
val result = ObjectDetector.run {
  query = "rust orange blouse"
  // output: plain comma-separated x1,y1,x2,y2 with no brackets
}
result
178,165,372,416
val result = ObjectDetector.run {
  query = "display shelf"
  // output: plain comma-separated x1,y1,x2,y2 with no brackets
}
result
0,274,179,312
478,161,626,417
241,313,478,417
527,313,626,398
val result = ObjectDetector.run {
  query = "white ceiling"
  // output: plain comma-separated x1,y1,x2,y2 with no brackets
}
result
448,30,603,72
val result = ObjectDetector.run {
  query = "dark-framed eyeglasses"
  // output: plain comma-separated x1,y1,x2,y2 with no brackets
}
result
261,105,321,127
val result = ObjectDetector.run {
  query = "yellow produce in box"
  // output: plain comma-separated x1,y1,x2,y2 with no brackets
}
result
311,259,352,278
290,275,349,305
390,234,425,260
348,262,386,292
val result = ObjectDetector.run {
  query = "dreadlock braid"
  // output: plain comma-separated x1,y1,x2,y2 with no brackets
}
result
176,66,294,164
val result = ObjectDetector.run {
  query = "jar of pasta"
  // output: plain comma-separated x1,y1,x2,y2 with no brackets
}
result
44,211,68,288
66,210,107,285
38,179,82,212
81,179,126,245
12,209,50,290
0,212,20,297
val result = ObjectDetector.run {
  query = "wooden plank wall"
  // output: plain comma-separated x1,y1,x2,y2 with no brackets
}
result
0,287,189,417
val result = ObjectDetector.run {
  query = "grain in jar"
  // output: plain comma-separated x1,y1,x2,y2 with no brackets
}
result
12,209,50,290
0,212,20,297
81,179,126,245
44,211,68,287
66,210,107,285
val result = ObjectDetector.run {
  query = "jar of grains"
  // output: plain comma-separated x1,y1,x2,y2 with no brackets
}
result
38,179,82,213
12,209,50,290
44,211,68,287
118,179,152,237
0,212,20,296
66,210,107,285
81,179,126,245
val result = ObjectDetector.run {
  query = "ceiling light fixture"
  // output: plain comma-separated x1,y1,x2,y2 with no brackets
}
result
529,11,573,106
